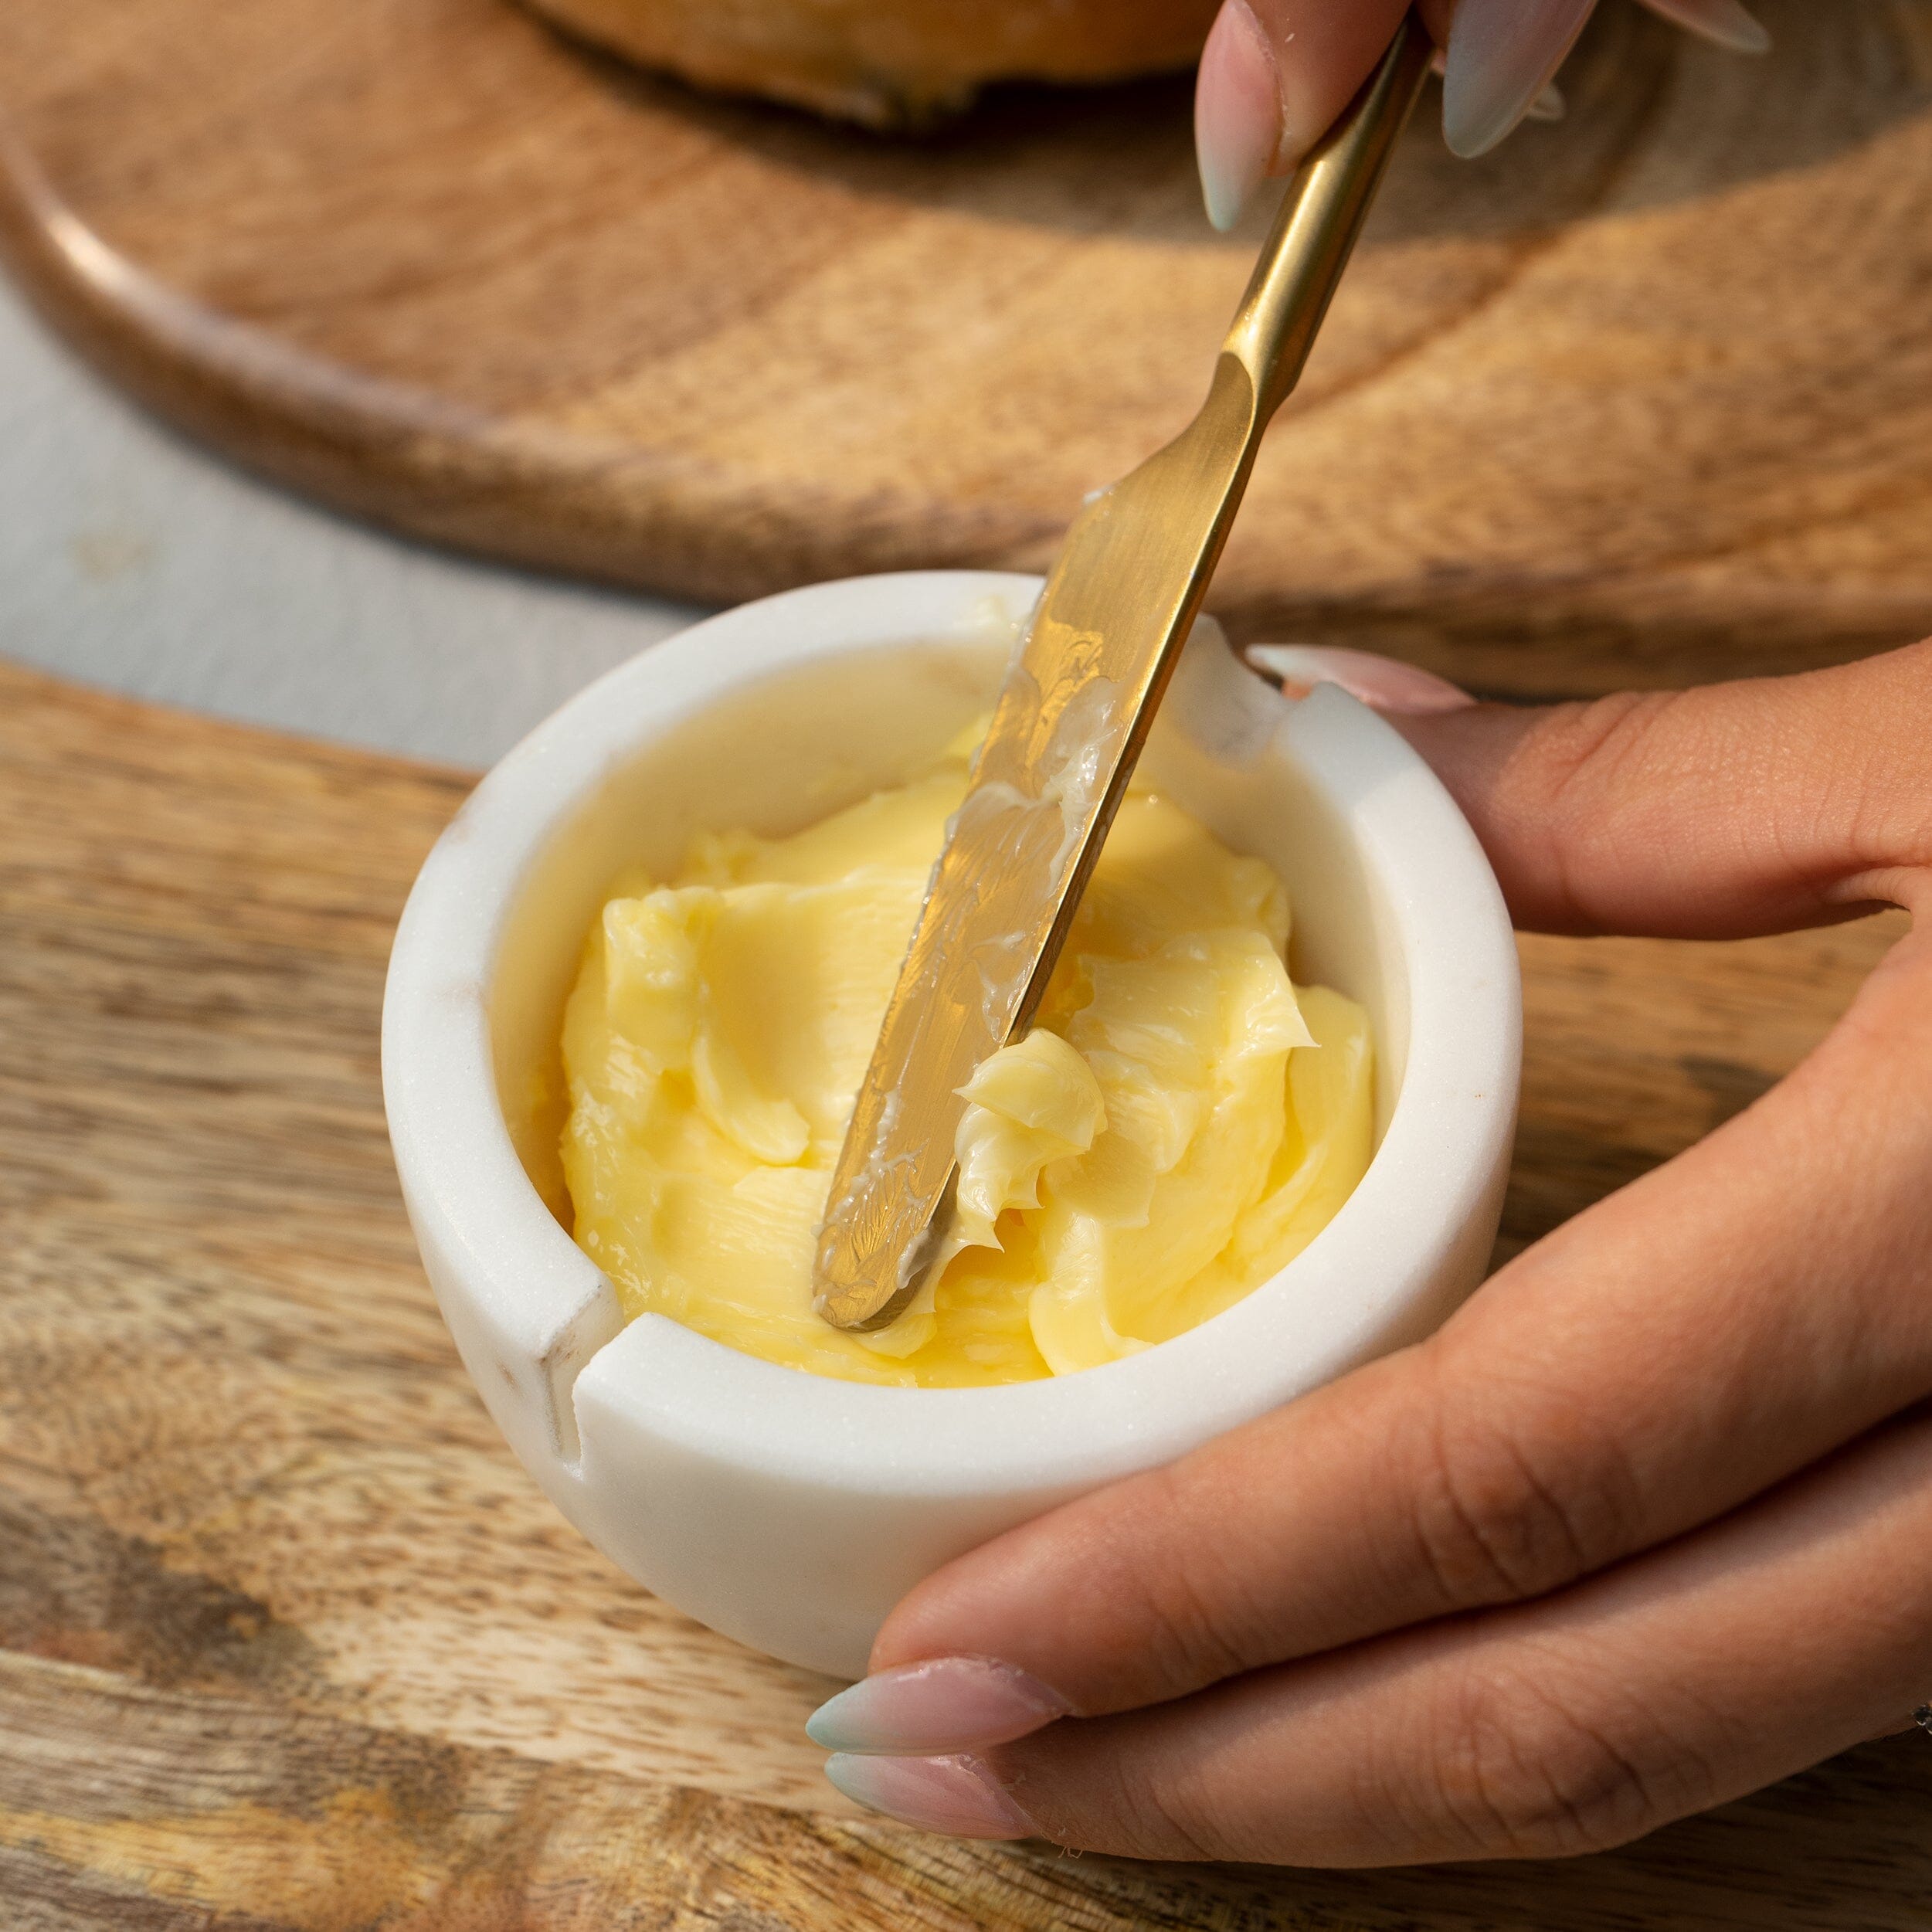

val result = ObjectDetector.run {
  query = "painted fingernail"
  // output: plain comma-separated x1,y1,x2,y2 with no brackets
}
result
1243,645,1477,715
824,1752,1037,1840
1443,0,1598,159
1196,0,1280,232
1525,81,1566,122
1638,0,1771,53
806,1657,1071,1755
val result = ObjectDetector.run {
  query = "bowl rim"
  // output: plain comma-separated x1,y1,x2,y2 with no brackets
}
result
382,569,1522,1498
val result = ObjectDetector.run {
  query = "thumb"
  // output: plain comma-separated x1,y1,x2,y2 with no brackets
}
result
1252,641,1932,939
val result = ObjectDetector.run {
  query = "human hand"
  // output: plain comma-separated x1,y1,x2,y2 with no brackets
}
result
804,641,1932,1866
1194,0,1771,227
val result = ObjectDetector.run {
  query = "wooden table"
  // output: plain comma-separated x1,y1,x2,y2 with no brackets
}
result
3,656,1927,1927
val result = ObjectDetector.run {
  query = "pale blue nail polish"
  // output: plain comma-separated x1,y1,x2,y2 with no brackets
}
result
1443,0,1596,160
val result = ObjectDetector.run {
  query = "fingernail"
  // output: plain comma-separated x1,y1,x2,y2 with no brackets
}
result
1638,0,1771,53
1196,0,1280,231
806,1657,1071,1755
1443,0,1598,159
1243,645,1477,715
824,1752,1037,1840
1525,81,1566,122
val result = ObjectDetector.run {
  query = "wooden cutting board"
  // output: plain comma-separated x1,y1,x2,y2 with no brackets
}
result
2,654,1927,1927
3,1,1932,698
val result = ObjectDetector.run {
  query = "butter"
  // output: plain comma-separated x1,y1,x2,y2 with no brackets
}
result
559,734,1373,1388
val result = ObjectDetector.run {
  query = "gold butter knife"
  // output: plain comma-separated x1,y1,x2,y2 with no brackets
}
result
814,12,1435,1333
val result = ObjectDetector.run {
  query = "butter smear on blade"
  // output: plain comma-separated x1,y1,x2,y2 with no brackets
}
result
559,731,1373,1388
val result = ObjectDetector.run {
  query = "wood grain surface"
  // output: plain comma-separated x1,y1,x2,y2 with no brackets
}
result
3,1,1932,696
2,653,1927,1927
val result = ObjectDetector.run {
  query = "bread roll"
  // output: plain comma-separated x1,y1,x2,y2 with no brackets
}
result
521,0,1220,127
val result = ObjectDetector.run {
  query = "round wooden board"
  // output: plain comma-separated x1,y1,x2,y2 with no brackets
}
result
2,0,1930,695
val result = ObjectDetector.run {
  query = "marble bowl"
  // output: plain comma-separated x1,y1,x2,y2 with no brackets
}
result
382,571,1521,1678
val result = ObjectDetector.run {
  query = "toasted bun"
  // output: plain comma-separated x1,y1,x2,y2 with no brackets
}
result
521,0,1219,126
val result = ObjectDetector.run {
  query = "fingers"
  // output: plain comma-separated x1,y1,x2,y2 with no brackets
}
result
838,922,1932,1737
1442,0,1769,161
922,1404,1932,1862
1251,640,1932,939
1196,0,1771,225
1637,0,1770,56
1392,642,1932,940
1441,0,1596,160
1195,0,1447,229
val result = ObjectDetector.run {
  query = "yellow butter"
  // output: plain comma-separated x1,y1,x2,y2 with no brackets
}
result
559,737,1373,1388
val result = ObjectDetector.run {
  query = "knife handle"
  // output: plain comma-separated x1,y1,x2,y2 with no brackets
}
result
1223,9,1435,428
